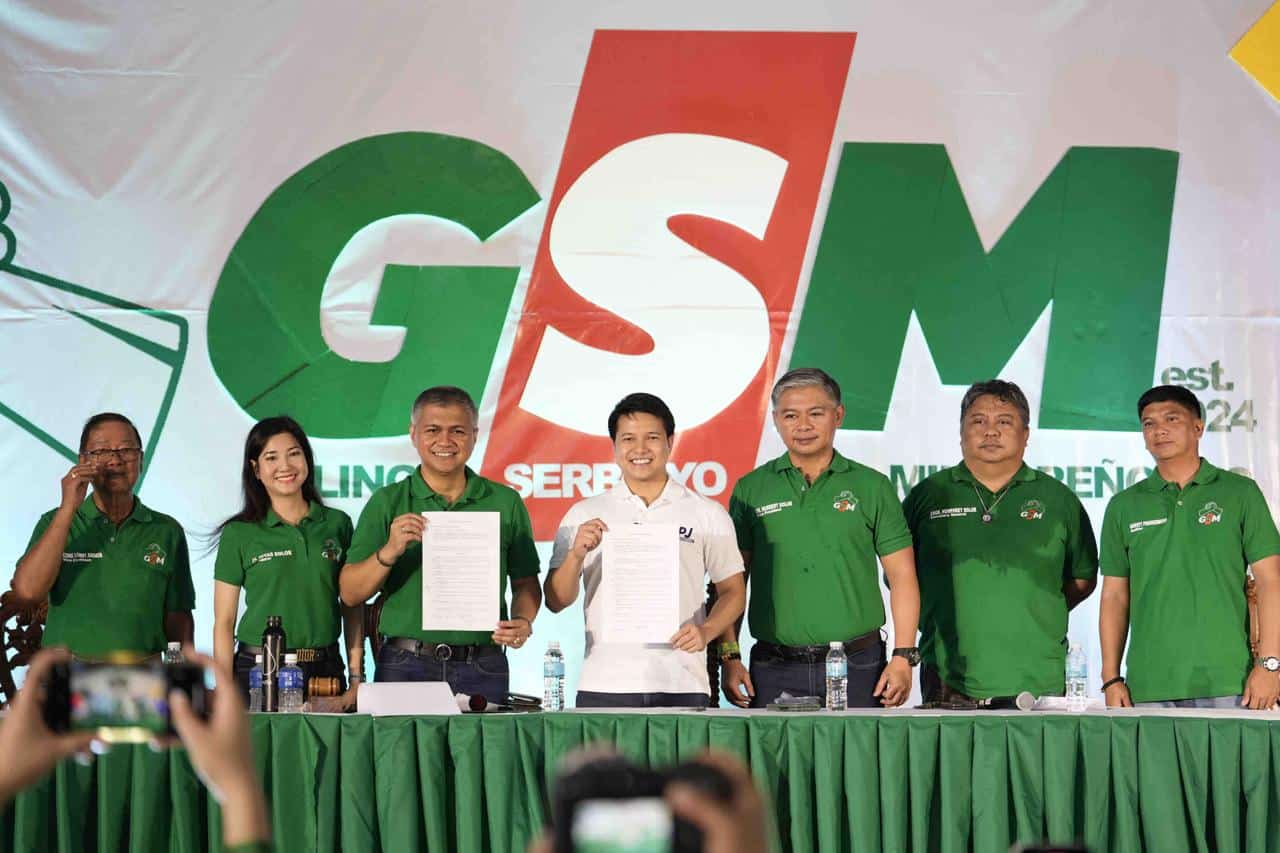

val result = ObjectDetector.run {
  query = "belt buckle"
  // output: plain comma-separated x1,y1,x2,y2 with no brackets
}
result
433,643,453,661
295,648,315,663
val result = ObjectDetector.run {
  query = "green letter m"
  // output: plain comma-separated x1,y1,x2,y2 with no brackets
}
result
792,144,1178,430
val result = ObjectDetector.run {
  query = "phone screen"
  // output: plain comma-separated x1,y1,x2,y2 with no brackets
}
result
571,797,673,853
68,661,172,742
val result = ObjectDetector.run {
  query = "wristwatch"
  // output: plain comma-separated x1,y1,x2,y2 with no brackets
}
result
718,641,742,662
1258,656,1280,673
892,647,921,666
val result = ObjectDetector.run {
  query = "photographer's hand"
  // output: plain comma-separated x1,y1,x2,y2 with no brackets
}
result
169,646,270,847
0,648,95,805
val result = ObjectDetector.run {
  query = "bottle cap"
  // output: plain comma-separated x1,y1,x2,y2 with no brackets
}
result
548,641,561,650
829,641,842,649
254,654,263,664
285,653,298,664
167,641,181,651
267,615,282,627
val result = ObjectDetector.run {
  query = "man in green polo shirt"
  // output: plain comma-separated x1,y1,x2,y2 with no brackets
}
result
719,368,920,708
904,380,1098,704
340,385,541,700
1101,385,1280,709
13,412,194,657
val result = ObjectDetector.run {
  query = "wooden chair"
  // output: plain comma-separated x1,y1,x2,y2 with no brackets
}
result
363,595,385,660
0,589,47,708
1247,573,1259,658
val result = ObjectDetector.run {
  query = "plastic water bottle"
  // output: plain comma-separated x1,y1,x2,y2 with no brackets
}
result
248,654,264,712
278,653,305,712
543,641,565,711
826,641,848,710
1066,642,1088,712
161,642,183,665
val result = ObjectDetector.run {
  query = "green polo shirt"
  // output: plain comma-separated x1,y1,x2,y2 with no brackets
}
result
213,502,352,647
728,450,912,645
23,495,194,657
348,466,540,645
1100,459,1280,703
903,463,1099,698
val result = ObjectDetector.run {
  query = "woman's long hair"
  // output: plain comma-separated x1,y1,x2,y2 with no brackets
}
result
215,416,323,537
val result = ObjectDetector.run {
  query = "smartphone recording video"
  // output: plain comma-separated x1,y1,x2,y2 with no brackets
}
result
43,659,209,742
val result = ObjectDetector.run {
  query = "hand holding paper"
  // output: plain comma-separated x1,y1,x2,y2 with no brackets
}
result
421,512,499,632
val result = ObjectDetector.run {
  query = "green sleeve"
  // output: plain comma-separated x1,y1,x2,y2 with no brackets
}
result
901,484,922,540
728,481,754,553
1241,480,1280,565
872,474,913,557
20,509,56,566
348,490,391,563
505,495,540,579
213,525,246,586
1099,499,1130,578
1064,497,1100,581
165,529,196,611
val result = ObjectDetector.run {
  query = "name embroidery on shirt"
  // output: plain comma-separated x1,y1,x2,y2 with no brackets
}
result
929,506,977,520
1197,502,1223,526
755,501,793,517
62,552,104,563
250,549,294,565
1128,518,1168,534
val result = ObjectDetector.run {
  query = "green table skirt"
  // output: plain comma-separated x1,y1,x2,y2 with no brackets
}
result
4,711,1280,852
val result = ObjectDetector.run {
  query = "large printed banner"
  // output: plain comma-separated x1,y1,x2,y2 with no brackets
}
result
2,2,1279,697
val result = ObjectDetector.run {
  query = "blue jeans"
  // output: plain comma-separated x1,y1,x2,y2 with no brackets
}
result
374,643,509,703
749,640,887,708
576,691,710,709
1136,694,1242,709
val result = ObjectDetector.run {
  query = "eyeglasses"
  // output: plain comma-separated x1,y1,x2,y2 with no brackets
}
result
85,447,142,462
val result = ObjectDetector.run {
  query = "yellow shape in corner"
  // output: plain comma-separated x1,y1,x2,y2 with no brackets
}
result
1232,1,1280,101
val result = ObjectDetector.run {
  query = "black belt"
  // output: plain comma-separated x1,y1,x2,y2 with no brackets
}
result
383,636,496,662
754,629,883,663
236,642,339,664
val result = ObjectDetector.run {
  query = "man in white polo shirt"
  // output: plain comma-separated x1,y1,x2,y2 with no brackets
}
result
544,393,747,708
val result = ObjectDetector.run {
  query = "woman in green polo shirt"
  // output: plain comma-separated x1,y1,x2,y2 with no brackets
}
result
212,416,363,700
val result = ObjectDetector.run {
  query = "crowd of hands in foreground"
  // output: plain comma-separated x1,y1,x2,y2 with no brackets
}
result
0,647,769,852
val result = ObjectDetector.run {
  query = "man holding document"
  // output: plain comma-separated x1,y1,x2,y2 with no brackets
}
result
340,386,541,700
544,393,746,708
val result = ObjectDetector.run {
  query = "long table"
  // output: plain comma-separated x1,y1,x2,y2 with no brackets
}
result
3,708,1279,852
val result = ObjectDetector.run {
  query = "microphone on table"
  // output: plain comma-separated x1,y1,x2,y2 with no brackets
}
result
1015,691,1037,711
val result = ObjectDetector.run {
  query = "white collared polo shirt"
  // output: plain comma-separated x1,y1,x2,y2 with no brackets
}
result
550,478,744,696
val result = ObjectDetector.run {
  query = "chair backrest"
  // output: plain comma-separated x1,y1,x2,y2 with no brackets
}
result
363,595,385,660
1247,573,1259,657
0,589,47,708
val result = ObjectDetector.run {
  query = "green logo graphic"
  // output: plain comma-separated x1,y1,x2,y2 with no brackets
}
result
832,489,858,512
208,132,540,438
0,180,188,486
792,144,1179,431
321,537,343,561
1019,499,1045,520
143,543,167,567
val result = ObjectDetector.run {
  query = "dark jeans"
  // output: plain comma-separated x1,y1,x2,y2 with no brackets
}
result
374,643,509,704
576,691,710,709
233,645,346,702
749,640,887,708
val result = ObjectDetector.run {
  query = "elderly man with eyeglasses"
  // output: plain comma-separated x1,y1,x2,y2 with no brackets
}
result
13,412,195,658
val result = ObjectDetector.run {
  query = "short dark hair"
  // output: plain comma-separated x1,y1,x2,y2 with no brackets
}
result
608,393,675,440
960,380,1031,428
1137,385,1203,420
411,386,478,423
79,412,143,454
771,367,842,408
